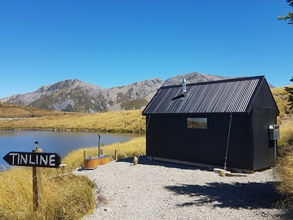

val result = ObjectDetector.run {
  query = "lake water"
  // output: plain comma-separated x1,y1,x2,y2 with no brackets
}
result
0,130,143,169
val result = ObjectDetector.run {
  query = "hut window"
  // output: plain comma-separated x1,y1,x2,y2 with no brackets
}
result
187,118,207,129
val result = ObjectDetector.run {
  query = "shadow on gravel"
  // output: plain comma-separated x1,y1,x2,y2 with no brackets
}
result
165,181,279,209
115,155,203,170
116,156,292,219
165,182,293,219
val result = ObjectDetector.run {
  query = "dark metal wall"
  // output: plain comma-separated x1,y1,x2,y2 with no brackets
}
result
250,81,279,170
146,113,254,170
226,114,253,170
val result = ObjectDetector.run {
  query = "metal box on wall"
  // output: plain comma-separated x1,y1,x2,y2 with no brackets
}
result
269,124,280,140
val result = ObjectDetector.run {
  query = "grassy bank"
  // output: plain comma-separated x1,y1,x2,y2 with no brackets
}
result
275,152,293,208
0,108,145,133
274,121,293,208
0,168,95,220
271,86,293,208
0,102,69,118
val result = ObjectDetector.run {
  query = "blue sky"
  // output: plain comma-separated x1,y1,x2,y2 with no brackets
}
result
0,0,292,98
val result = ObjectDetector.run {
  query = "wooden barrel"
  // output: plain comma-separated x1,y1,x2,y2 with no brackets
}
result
84,156,99,169
99,155,110,165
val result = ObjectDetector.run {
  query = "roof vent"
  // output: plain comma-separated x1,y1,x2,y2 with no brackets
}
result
182,78,187,95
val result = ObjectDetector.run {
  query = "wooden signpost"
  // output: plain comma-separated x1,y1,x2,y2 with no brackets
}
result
3,151,61,168
3,141,61,211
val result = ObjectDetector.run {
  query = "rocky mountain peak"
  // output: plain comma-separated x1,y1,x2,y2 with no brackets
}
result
0,72,242,112
163,72,231,86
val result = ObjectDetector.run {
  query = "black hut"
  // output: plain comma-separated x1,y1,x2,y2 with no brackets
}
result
142,76,280,171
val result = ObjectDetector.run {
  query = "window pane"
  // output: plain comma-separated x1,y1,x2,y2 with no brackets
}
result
187,118,207,129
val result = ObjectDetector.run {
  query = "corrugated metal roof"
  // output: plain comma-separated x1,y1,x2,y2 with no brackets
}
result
142,76,265,114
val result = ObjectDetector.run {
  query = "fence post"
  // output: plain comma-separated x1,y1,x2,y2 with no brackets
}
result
115,149,119,160
32,143,42,212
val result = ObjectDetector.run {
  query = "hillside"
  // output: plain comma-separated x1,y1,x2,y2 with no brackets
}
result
0,102,73,118
0,79,162,113
0,72,238,113
0,103,145,133
271,86,293,124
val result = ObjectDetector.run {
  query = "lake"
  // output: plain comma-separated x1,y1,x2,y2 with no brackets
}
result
0,130,143,169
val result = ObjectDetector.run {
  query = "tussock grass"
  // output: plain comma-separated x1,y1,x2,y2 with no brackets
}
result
276,116,293,208
0,102,70,118
101,136,145,158
0,167,95,220
0,109,145,133
62,147,99,169
275,152,293,208
62,136,146,169
277,122,293,156
272,85,293,208
271,86,293,123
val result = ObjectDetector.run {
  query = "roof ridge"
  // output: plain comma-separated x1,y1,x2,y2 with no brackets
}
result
161,75,265,89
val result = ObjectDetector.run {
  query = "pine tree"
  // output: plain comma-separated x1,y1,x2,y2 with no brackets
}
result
278,0,293,25
280,1,293,109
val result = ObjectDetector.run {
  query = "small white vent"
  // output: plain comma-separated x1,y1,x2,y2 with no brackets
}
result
182,78,187,95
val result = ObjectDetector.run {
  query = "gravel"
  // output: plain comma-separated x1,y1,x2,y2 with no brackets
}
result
75,156,288,220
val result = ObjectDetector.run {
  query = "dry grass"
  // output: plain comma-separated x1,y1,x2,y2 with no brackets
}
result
275,152,293,208
277,122,293,156
271,86,293,124
272,85,293,208
62,136,146,169
0,167,95,220
0,108,145,133
0,102,70,118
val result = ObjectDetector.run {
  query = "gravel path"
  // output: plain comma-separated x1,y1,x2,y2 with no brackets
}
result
75,156,288,220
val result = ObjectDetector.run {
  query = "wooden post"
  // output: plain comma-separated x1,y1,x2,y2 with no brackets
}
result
115,149,119,160
84,151,87,168
133,156,138,165
97,134,101,157
32,146,42,212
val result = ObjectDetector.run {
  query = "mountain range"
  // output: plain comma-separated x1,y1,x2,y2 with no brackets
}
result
0,72,244,112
